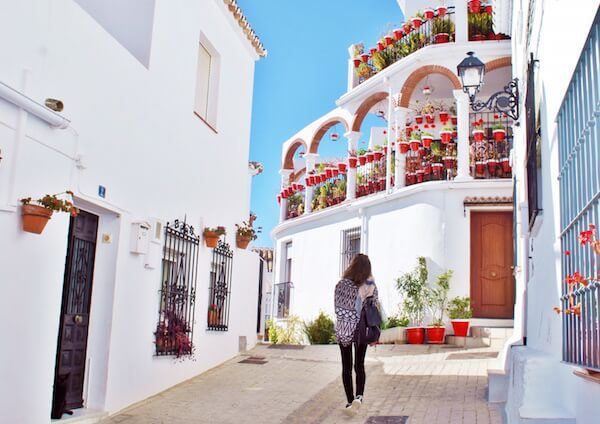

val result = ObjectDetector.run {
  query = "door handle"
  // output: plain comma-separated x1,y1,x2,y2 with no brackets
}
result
73,315,83,324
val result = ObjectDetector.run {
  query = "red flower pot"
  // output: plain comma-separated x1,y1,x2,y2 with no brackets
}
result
432,163,443,178
406,327,426,344
332,169,339,178
468,0,481,14
374,151,383,161
276,194,281,204
377,42,385,51
493,129,506,141
416,170,424,183
393,28,403,40
487,159,498,173
419,147,426,157
424,9,434,19
501,158,511,173
403,23,412,33
423,163,432,175
405,127,413,137
452,130,458,138
451,320,470,337
471,34,487,41
308,175,315,186
409,140,421,152
422,136,433,148
415,115,423,124
406,173,417,185
440,131,453,144
437,6,448,17
475,161,486,175
485,4,493,14
383,146,388,155
320,173,327,183
353,58,361,68
366,152,374,163
411,17,423,28
370,47,377,55
325,168,333,179
359,155,367,166
439,111,449,122
425,114,435,124
451,116,457,125
348,157,358,168
444,156,455,169
338,163,347,173
399,142,409,154
434,33,450,44
385,35,393,46
426,327,446,344
472,130,485,141
361,53,370,63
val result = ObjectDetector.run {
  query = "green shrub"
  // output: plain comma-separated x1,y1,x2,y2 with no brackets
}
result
303,312,336,344
382,315,410,329
447,297,473,319
269,316,303,345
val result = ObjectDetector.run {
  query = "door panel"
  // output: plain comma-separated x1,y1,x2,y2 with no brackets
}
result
470,212,514,318
54,210,99,409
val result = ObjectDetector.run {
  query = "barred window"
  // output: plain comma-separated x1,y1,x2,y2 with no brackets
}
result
525,54,542,227
155,220,200,357
275,242,293,318
340,227,361,273
557,11,600,371
207,241,233,331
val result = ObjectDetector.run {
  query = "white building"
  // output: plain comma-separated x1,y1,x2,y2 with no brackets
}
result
0,1,265,423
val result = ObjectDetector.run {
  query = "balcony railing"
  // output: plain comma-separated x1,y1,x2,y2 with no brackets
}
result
404,138,457,185
353,7,456,85
308,165,347,211
468,2,511,41
469,111,513,179
356,149,391,197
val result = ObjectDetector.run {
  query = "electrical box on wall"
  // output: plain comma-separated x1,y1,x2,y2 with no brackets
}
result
130,221,150,254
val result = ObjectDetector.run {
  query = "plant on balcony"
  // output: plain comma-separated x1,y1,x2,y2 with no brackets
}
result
409,130,422,152
396,257,429,344
492,122,506,141
468,10,493,41
411,13,424,29
421,101,437,123
425,269,452,344
432,16,455,44
440,125,454,144
447,296,473,337
437,4,448,17
468,0,481,14
154,311,194,358
421,131,434,148
203,226,226,248
348,149,358,168
288,193,304,217
373,144,384,161
472,118,486,141
20,191,79,234
357,148,368,165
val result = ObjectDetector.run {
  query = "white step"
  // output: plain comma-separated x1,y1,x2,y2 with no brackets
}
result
51,409,108,424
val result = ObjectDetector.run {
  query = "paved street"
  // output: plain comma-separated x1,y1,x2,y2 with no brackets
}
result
102,344,504,424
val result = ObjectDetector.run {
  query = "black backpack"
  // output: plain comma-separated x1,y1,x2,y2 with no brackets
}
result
355,296,382,345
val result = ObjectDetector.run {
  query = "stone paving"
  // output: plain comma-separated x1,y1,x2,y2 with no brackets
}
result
102,344,504,424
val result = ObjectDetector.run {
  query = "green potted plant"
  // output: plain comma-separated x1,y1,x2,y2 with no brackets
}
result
357,148,368,165
235,216,260,249
409,130,422,152
432,16,455,44
373,144,384,161
203,226,226,248
425,270,452,344
421,131,434,148
440,125,454,144
379,314,410,344
20,191,78,234
447,296,473,337
492,122,506,141
396,257,429,344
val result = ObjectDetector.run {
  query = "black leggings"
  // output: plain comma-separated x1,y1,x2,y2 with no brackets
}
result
339,342,368,404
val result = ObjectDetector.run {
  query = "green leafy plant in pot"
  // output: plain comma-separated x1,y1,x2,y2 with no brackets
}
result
425,270,452,344
20,191,79,234
447,296,473,337
235,213,261,249
396,257,428,344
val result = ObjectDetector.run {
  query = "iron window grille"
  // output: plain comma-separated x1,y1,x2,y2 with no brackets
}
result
274,282,292,319
525,54,542,227
340,227,361,273
207,240,234,331
155,219,200,357
557,10,600,372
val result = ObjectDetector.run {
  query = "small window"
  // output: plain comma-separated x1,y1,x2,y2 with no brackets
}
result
525,56,542,228
275,242,293,319
340,227,361,274
195,37,220,130
207,241,233,331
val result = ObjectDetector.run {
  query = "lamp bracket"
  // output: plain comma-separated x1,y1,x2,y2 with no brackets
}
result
471,78,520,121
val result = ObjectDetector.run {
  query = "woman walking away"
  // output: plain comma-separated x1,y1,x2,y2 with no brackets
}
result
334,254,380,415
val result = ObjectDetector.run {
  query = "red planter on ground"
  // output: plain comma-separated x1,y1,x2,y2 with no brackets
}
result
426,327,446,344
451,320,470,337
406,327,426,344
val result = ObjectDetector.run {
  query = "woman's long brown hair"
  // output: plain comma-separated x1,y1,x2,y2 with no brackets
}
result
342,254,371,285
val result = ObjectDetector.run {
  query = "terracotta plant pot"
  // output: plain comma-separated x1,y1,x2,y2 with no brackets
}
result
385,35,394,46
406,327,426,344
443,156,455,169
276,194,281,204
399,142,410,154
411,17,423,28
468,0,481,14
424,9,434,19
485,4,493,14
423,163,432,175
440,131,453,144
208,310,220,327
383,146,388,155
501,158,511,173
403,23,412,33
437,6,447,17
425,114,435,124
409,140,421,152
422,136,433,148
236,235,252,249
451,320,470,337
406,127,413,137
426,326,446,344
359,155,367,166
439,111,449,122
415,115,423,124
366,152,374,163
21,204,53,234
338,162,347,173
332,169,339,178
203,231,220,248
472,129,485,141
493,129,506,141
432,163,443,178
434,33,450,44
348,157,358,168
377,42,385,51
374,151,383,161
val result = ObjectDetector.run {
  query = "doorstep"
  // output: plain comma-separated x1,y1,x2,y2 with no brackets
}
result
50,409,108,424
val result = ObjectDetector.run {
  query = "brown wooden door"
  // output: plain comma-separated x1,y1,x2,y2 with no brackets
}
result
470,211,514,318
53,210,99,409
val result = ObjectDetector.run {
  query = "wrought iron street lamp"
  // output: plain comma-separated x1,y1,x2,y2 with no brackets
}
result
457,51,520,121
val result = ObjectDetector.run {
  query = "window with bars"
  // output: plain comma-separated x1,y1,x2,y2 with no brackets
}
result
207,240,233,331
275,242,293,318
557,10,600,371
340,227,361,273
525,54,542,227
155,220,200,357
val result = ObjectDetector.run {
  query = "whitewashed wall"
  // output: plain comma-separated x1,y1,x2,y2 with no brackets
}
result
507,0,600,422
0,0,260,422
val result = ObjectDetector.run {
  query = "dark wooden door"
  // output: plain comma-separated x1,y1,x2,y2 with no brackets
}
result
470,211,514,318
53,210,99,409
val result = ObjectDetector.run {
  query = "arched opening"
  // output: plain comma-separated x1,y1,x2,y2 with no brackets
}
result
282,139,307,170
351,91,388,132
309,117,349,154
399,65,461,108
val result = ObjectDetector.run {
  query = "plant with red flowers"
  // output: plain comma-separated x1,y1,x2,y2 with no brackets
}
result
472,118,486,141
20,190,79,234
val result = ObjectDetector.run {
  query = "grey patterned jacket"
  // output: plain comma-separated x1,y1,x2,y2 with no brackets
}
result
334,278,379,346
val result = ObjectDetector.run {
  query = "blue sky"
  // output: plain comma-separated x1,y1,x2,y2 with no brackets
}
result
239,1,404,246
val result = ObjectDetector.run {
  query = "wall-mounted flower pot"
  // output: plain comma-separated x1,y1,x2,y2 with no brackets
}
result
338,163,347,173
415,115,423,124
403,23,412,33
348,157,358,168
468,0,481,13
406,327,426,344
405,127,413,137
366,152,374,163
409,139,421,152
425,114,435,124
451,116,458,125
385,35,394,46
501,158,511,173
203,231,221,248
359,155,367,166
485,4,493,14
437,6,448,17
493,129,506,141
451,319,470,337
416,170,424,183
377,42,385,51
439,111,449,122
411,17,423,28
276,194,281,204
422,136,433,148
472,129,485,141
361,53,370,63
369,47,377,55
434,33,450,44
399,142,409,154
236,235,252,249
440,131,453,144
374,151,383,161
393,28,403,40
353,58,361,68
424,9,435,19
383,146,388,155
325,168,333,179
426,326,446,344
22,204,53,234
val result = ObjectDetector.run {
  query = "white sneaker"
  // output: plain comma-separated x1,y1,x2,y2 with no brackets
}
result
343,402,354,416
352,395,363,411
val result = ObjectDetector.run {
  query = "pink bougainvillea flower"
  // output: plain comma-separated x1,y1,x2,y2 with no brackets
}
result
579,229,594,245
564,250,571,256
590,223,596,230
572,271,588,287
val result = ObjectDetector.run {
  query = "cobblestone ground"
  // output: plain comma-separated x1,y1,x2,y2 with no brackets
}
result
102,344,504,424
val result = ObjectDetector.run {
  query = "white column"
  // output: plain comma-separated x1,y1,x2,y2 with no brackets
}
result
345,131,361,201
385,83,394,192
279,169,293,222
394,106,410,190
453,89,473,181
303,153,318,214
454,0,468,43
347,44,359,91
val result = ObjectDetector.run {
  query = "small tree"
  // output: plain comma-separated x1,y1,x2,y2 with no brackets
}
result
396,257,428,327
426,270,452,327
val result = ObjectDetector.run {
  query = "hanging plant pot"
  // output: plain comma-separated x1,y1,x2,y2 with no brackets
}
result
440,131,453,144
493,129,506,141
22,204,53,234
439,111,449,122
452,130,458,138
411,17,423,28
369,47,377,55
437,6,448,17
308,175,315,185
475,161,486,175
360,53,370,63
487,159,498,173
203,230,221,248
468,0,481,14
485,4,493,14
405,127,413,138
393,28,403,40
325,168,333,179
434,33,450,44
403,22,412,33
359,155,367,166
422,135,433,148
416,170,424,183
353,58,361,68
236,235,252,249
338,162,347,173
366,152,375,163
409,139,421,152
377,41,385,51
425,114,435,124
432,163,444,178
348,157,358,168
451,115,458,125
424,9,435,19
501,157,511,173
384,35,394,46
399,141,410,154
415,115,423,124
374,151,383,161
451,320,470,337
472,129,485,141
406,327,426,344
383,146,388,155
426,326,446,344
